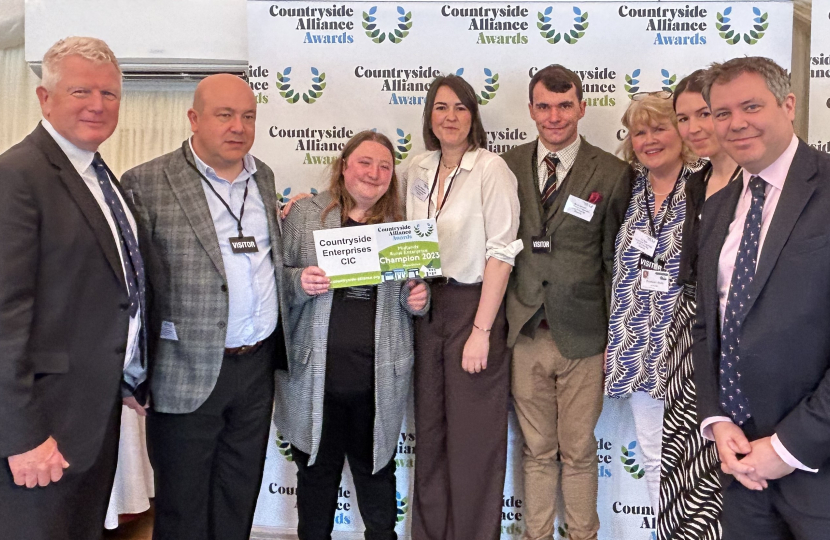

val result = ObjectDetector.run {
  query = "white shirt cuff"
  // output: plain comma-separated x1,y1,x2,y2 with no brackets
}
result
485,239,524,266
771,434,818,473
700,416,733,441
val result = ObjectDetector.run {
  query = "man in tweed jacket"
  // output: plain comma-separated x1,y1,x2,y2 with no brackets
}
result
121,74,289,540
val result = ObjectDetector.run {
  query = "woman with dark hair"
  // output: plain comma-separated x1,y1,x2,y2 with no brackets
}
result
275,130,429,540
658,71,740,540
404,74,522,540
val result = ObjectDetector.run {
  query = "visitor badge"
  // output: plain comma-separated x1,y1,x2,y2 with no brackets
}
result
531,235,551,253
412,178,430,202
563,195,596,222
640,269,670,293
230,236,259,254
632,230,658,258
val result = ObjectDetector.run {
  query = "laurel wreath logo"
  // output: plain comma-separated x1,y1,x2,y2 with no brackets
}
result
537,6,589,44
716,6,769,45
395,129,412,165
276,431,293,462
275,67,327,104
661,69,678,93
621,441,645,479
363,6,413,44
455,68,499,105
624,69,641,99
557,522,570,538
275,187,318,204
396,491,408,522
414,223,434,238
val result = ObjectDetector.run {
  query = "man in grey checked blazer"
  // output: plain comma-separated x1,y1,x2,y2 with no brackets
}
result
121,74,289,540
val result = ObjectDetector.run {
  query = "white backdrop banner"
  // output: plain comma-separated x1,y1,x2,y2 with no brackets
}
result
248,2,793,538
809,0,830,152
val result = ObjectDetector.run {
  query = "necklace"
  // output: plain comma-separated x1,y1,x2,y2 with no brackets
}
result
440,160,458,170
650,186,672,196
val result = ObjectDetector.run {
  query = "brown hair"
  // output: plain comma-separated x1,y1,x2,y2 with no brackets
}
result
701,56,791,105
529,64,583,103
421,74,487,151
322,130,403,225
672,69,706,110
619,94,697,165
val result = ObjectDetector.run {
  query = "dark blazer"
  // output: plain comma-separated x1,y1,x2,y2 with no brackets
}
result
693,140,830,511
0,124,139,472
121,142,289,414
502,138,633,358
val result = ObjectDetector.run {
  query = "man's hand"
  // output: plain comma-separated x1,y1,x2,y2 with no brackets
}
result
740,436,796,483
279,193,313,219
461,328,489,374
123,395,148,417
711,421,765,490
7,436,69,488
406,280,427,312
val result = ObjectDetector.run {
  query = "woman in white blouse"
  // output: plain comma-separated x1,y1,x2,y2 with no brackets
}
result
404,74,522,540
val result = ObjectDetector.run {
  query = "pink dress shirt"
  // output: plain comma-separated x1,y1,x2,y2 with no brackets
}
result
700,135,817,473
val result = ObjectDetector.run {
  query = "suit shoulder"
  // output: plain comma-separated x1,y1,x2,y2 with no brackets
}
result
253,157,274,180
122,147,184,184
501,141,535,166
0,136,48,180
581,140,627,170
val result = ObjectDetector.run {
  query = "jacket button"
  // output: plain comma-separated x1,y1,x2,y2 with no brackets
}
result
217,321,226,329
542,280,549,286
221,284,228,292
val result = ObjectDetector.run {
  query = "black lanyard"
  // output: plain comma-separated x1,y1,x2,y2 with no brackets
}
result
426,153,463,220
644,169,682,240
185,148,251,238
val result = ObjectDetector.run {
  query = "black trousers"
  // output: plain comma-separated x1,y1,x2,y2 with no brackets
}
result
292,390,398,540
147,336,276,540
0,401,121,540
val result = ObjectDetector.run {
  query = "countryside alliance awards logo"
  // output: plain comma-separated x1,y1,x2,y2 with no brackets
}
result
275,430,293,461
396,491,409,522
275,67,326,104
537,6,589,44
620,440,645,479
715,6,769,45
441,4,530,44
623,69,677,99
455,67,500,105
268,3,355,44
353,65,442,106
268,125,356,165
618,4,708,45
362,6,413,43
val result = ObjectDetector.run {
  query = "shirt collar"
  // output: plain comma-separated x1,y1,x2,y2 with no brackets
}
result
41,118,96,176
740,133,798,193
188,137,257,184
536,135,581,173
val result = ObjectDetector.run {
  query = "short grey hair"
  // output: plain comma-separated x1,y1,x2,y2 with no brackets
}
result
701,56,790,106
41,36,122,90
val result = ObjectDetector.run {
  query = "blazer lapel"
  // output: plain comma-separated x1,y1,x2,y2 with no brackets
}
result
165,144,227,280
743,142,818,319
547,139,598,236
34,125,126,289
252,168,282,267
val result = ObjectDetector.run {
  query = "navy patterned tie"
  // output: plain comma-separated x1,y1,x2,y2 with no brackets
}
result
541,153,560,209
92,153,145,317
719,175,766,425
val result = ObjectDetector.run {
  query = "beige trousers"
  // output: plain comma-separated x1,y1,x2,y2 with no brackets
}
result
511,331,604,540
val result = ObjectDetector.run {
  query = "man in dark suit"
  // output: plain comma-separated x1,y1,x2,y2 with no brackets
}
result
501,65,632,540
0,37,146,540
122,74,289,540
694,56,830,539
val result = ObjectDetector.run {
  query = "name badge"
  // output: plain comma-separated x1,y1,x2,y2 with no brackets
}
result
632,230,658,258
230,236,259,254
563,195,596,222
412,178,430,202
531,235,551,253
640,268,670,293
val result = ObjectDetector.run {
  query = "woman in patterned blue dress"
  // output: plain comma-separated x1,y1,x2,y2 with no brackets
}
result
605,92,703,514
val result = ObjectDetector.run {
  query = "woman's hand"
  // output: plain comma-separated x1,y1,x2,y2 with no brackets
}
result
406,280,428,311
461,328,490,374
279,193,313,219
301,266,330,295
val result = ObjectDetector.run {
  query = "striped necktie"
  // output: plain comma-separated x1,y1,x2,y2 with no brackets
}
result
541,153,560,209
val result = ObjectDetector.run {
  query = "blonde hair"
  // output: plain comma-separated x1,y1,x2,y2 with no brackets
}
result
41,37,122,90
619,94,697,165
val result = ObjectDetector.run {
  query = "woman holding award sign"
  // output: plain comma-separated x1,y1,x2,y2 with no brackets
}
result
404,75,522,540
275,130,429,540
604,92,704,517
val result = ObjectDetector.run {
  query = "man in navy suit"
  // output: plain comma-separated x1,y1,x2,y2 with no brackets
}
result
694,56,830,539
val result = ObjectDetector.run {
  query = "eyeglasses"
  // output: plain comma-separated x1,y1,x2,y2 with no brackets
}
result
631,90,673,101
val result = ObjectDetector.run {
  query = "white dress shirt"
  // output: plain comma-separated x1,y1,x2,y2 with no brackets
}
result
404,148,523,283
701,134,816,472
42,119,142,376
535,135,581,192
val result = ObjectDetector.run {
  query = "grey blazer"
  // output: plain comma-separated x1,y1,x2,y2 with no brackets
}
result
274,192,428,472
502,138,633,358
121,142,289,413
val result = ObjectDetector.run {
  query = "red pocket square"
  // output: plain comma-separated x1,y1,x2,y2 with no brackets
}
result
588,191,603,204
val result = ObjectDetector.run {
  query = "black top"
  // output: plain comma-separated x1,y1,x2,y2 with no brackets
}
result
325,218,377,395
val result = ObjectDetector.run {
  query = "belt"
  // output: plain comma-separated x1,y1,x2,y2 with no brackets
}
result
224,339,265,356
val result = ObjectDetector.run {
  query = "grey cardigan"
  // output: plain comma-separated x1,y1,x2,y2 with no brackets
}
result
273,191,429,472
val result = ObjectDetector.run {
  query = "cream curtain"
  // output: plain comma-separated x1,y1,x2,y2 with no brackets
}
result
0,46,193,176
